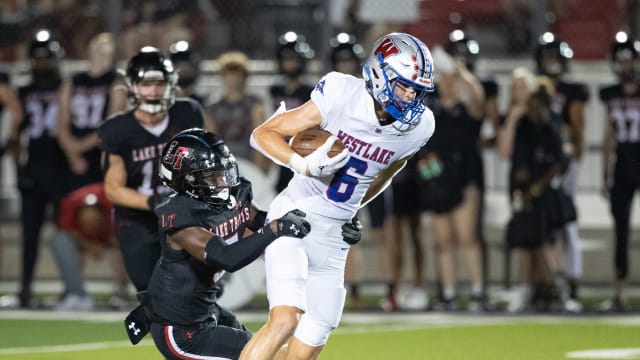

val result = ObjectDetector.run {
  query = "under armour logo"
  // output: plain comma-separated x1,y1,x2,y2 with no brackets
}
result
289,224,300,236
128,321,141,336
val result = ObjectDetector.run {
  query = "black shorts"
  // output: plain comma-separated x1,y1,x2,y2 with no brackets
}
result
390,179,422,215
365,194,387,228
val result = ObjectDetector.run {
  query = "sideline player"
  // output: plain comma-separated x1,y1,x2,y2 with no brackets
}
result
240,32,435,360
97,47,204,292
599,31,640,312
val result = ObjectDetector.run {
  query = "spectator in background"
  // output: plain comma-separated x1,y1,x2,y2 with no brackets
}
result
446,29,499,295
0,71,23,283
52,183,129,311
97,47,204,293
497,67,537,312
10,30,67,308
498,72,569,313
2,71,23,162
535,32,587,308
57,32,118,188
269,31,315,192
421,47,486,311
598,31,640,313
53,32,122,310
207,50,269,172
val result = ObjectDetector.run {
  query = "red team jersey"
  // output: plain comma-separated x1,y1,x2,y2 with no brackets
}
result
57,182,114,245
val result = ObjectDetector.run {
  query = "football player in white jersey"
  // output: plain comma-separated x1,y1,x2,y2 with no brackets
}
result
239,32,435,360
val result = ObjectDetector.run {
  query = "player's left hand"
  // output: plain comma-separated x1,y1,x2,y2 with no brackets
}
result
342,215,363,245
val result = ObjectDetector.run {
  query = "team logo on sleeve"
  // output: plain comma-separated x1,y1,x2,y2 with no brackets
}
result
315,79,325,95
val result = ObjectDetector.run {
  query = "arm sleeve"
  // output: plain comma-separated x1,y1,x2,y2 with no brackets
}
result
204,225,277,272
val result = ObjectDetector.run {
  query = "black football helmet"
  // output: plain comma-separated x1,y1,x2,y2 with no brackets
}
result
276,31,314,77
535,32,573,77
611,31,640,84
160,128,240,207
29,29,63,86
125,47,178,114
446,29,480,72
169,40,200,88
329,32,364,71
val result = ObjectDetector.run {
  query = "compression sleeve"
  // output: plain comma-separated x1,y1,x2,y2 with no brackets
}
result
204,225,277,272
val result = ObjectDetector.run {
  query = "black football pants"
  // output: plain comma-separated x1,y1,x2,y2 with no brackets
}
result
113,216,161,291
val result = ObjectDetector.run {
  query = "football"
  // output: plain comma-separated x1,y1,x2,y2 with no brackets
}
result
290,128,345,157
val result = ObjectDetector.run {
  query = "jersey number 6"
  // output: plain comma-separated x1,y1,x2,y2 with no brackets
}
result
326,157,367,202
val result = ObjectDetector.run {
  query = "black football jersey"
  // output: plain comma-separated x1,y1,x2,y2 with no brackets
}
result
269,83,313,111
97,99,204,221
69,70,117,138
148,179,253,326
599,84,640,160
550,81,589,125
68,70,118,187
17,79,66,175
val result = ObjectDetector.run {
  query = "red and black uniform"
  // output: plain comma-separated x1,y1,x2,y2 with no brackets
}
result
599,84,640,280
147,179,259,360
97,99,203,291
16,75,67,306
57,182,114,246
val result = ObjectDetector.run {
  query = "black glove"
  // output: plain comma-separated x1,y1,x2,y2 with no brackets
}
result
276,209,311,238
342,216,363,245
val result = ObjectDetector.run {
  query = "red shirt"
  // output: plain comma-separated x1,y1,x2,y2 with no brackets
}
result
57,183,113,243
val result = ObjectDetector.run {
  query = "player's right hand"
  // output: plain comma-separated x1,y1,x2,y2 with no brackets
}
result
275,209,311,238
304,136,349,177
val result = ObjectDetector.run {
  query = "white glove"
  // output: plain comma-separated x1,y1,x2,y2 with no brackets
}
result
303,136,350,177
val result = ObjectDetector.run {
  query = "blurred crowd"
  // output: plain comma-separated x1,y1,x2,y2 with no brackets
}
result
0,0,637,315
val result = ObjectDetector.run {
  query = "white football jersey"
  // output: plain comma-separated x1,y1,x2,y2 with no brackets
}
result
282,71,434,220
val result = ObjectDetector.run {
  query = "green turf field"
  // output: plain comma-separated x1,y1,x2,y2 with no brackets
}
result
0,312,638,359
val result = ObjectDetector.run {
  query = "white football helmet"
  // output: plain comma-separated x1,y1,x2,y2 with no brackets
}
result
363,33,434,131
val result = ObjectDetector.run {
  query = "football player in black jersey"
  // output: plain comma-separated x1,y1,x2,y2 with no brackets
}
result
53,32,125,310
270,31,315,192
128,128,312,359
599,31,640,312
97,47,205,292
11,30,67,308
535,32,588,311
58,32,118,189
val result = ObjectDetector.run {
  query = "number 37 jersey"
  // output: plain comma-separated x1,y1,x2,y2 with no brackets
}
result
286,71,435,220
